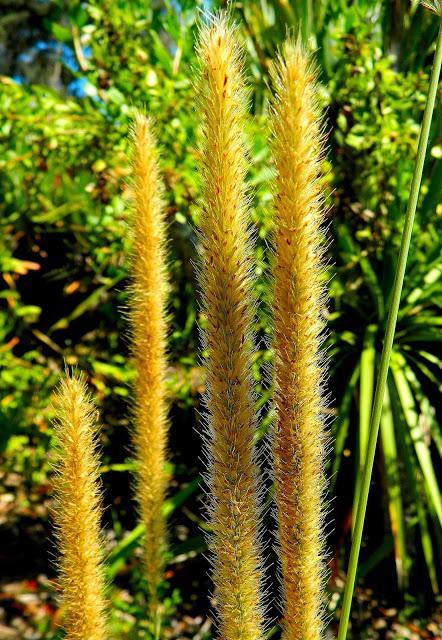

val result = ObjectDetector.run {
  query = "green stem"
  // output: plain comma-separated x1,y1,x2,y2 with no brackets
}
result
337,18,442,640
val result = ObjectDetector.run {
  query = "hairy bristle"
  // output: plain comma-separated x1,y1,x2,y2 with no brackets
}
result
129,112,170,631
197,14,265,640
270,41,329,640
52,372,108,640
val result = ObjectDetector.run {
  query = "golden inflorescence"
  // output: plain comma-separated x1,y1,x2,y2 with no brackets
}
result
52,373,108,640
271,41,328,640
196,15,265,640
129,112,170,630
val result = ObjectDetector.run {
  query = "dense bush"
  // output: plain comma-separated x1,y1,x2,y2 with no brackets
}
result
0,1,440,638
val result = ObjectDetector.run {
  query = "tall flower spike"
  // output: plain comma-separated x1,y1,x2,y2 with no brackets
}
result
129,112,170,636
52,372,108,640
197,14,265,640
271,41,328,640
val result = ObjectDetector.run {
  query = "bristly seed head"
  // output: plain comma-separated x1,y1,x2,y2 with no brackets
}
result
271,39,329,640
196,12,265,640
129,111,170,633
52,372,108,640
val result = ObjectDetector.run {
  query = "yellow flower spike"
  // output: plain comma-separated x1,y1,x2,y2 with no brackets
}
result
52,372,108,640
129,112,170,636
271,41,329,640
197,14,265,640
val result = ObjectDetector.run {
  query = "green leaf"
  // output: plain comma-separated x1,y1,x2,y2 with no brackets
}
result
353,324,376,525
380,387,408,589
49,22,72,43
162,477,200,518
15,305,42,318
106,524,145,580
403,358,442,458
389,379,439,594
391,353,442,528
106,478,200,579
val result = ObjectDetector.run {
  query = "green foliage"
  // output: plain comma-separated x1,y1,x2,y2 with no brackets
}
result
325,24,442,596
0,1,441,638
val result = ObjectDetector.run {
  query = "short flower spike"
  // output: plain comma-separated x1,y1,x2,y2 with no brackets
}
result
52,372,108,640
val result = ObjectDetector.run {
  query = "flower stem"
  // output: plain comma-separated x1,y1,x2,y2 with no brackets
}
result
337,19,442,640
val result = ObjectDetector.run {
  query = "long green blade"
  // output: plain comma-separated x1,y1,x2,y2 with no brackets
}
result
391,355,442,526
353,325,376,527
379,386,408,588
337,19,442,640
389,378,439,593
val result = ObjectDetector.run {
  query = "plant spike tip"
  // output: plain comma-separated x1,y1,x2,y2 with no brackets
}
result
129,111,170,637
271,40,328,640
52,372,108,640
197,13,265,640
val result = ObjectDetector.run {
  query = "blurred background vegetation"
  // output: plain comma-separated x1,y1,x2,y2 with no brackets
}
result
0,1,441,638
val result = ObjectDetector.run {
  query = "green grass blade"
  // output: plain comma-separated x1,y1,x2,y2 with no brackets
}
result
162,476,200,518
353,325,376,526
107,524,145,580
391,354,442,527
106,478,201,580
337,20,442,640
389,378,439,593
379,387,408,589
403,355,442,457
401,264,441,313
416,483,441,594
